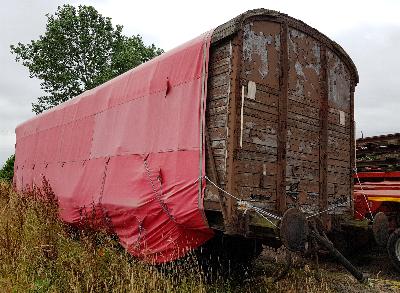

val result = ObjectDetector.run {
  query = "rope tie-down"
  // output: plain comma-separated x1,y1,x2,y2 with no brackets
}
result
204,176,282,227
204,172,372,226
202,175,368,283
353,167,374,222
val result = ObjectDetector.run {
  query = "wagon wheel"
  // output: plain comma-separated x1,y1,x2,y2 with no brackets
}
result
373,212,390,247
280,208,309,252
387,228,400,272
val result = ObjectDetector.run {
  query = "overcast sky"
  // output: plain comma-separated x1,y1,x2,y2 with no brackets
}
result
1,0,400,166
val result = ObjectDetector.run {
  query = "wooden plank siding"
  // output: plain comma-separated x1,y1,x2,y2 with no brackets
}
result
204,10,357,235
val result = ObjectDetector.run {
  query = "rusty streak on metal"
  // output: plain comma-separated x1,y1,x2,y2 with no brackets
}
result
276,22,289,214
319,46,329,226
205,128,228,221
224,34,242,232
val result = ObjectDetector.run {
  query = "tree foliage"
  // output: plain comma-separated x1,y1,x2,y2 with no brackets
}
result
0,155,15,183
11,5,163,114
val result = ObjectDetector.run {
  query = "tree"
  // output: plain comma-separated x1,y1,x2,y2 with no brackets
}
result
0,155,15,183
11,5,163,114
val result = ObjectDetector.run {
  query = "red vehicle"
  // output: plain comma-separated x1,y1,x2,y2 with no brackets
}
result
354,134,400,271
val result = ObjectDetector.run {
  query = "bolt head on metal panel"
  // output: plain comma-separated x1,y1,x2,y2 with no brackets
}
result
280,208,309,252
372,212,389,247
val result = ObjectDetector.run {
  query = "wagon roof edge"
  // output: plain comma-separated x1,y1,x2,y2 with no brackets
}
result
211,8,359,85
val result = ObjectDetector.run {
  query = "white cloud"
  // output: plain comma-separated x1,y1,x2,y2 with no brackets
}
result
335,25,400,137
0,133,15,167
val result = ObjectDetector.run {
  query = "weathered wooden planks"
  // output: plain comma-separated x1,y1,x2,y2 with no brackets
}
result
204,10,357,235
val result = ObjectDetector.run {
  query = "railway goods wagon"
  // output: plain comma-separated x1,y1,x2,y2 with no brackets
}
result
14,9,360,274
204,9,358,246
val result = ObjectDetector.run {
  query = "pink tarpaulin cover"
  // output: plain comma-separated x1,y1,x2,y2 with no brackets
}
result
14,32,214,263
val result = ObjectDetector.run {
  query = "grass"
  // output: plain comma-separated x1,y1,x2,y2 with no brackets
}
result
0,180,208,292
0,179,396,292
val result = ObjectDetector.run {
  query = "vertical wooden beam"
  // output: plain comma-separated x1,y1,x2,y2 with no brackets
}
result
224,35,241,232
319,46,329,226
349,83,356,216
276,22,289,214
205,129,228,220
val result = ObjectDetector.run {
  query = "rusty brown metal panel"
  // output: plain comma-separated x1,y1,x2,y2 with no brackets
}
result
276,22,289,214
319,46,329,225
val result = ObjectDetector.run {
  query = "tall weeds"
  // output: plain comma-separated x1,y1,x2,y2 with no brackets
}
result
0,180,207,292
0,180,374,292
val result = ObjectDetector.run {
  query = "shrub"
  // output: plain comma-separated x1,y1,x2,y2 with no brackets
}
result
0,154,15,183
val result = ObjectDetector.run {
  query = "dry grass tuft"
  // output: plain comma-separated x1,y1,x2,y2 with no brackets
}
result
0,180,394,292
0,180,207,292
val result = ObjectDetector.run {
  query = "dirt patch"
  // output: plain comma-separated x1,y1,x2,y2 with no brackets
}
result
247,246,400,293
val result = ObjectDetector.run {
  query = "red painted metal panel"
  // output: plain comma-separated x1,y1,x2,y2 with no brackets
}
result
355,171,400,179
354,172,400,219
14,32,214,263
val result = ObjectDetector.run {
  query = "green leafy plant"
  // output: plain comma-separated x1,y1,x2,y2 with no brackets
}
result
0,154,15,183
10,5,163,114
